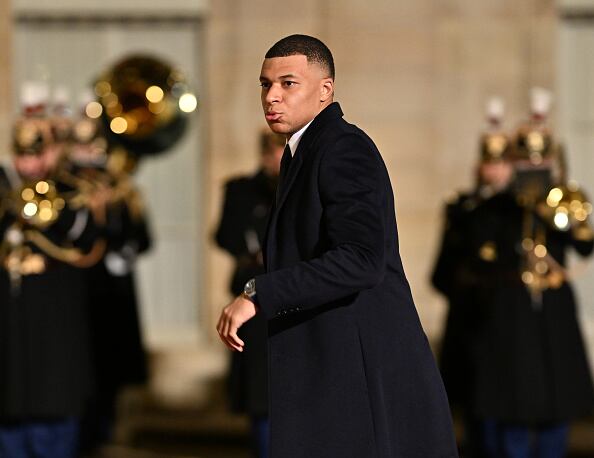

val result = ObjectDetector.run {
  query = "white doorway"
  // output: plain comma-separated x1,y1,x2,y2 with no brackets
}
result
13,15,205,348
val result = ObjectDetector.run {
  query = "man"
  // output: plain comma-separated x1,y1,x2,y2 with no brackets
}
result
431,103,513,457
65,119,151,453
217,34,457,457
215,130,284,458
0,118,99,457
466,115,594,458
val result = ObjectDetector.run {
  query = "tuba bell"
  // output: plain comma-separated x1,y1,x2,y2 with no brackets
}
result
93,55,197,157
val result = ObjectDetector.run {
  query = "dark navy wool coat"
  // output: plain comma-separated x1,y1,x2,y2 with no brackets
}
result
256,103,458,458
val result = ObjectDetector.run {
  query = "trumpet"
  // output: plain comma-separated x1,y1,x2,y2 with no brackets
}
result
539,182,593,240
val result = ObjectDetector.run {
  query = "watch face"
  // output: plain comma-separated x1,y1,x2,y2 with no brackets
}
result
245,279,256,295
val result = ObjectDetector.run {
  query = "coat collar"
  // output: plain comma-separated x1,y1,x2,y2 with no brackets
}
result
292,102,343,159
263,102,343,267
274,102,343,211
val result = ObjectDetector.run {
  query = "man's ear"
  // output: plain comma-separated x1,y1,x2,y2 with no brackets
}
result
320,78,334,102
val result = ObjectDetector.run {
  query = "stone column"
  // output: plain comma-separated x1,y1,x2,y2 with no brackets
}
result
0,0,11,155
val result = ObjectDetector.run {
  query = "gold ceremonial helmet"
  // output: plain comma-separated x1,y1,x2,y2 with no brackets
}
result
479,97,511,163
12,118,53,156
511,122,556,165
480,131,511,163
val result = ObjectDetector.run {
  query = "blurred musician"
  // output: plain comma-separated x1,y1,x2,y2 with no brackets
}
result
466,89,593,458
64,112,151,452
0,106,101,458
432,97,513,457
215,130,284,458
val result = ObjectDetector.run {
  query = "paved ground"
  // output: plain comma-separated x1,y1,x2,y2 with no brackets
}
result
89,386,594,458
90,444,250,458
90,422,594,458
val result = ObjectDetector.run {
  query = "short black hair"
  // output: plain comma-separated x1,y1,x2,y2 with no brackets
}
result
265,34,335,80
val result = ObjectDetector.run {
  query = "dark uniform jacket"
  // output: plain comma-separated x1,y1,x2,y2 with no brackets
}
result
215,170,275,416
465,191,594,424
86,198,150,403
0,163,97,418
431,192,484,410
256,103,458,458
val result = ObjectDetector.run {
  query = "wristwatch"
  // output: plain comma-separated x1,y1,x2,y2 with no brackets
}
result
243,278,257,304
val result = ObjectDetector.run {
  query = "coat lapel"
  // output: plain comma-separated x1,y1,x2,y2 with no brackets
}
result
263,102,344,268
275,102,344,215
274,150,304,214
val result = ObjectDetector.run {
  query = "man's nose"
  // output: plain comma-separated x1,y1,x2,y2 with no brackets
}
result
265,84,281,104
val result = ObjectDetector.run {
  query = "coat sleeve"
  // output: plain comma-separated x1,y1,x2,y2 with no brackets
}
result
255,134,386,320
430,196,479,297
430,202,460,297
215,180,249,258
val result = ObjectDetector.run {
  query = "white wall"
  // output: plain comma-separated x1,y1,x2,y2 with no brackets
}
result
558,0,594,11
558,12,594,369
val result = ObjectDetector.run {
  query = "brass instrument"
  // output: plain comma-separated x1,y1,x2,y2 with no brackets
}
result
13,180,65,229
59,169,143,223
520,235,566,299
60,107,144,221
0,176,108,286
519,181,593,301
508,106,594,299
93,55,197,157
540,183,593,238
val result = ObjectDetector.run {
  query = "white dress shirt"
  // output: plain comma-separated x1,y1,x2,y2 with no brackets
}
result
287,119,314,157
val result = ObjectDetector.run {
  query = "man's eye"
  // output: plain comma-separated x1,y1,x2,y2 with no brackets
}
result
283,81,295,87
260,82,270,88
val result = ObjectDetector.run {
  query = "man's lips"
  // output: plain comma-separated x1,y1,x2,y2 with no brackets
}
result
265,112,282,122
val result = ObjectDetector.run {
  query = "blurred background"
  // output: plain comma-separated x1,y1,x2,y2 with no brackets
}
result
0,0,593,457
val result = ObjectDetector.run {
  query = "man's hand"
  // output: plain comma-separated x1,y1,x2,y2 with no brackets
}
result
216,295,257,352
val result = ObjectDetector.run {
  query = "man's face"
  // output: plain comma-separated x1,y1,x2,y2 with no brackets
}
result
479,161,513,190
14,153,48,181
260,54,333,138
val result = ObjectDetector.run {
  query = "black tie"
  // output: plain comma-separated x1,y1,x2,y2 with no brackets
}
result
276,144,292,205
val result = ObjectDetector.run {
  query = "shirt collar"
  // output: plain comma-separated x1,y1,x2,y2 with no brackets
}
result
287,119,314,157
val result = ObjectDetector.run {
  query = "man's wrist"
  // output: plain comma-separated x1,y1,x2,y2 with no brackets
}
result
242,278,259,308
241,291,258,305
